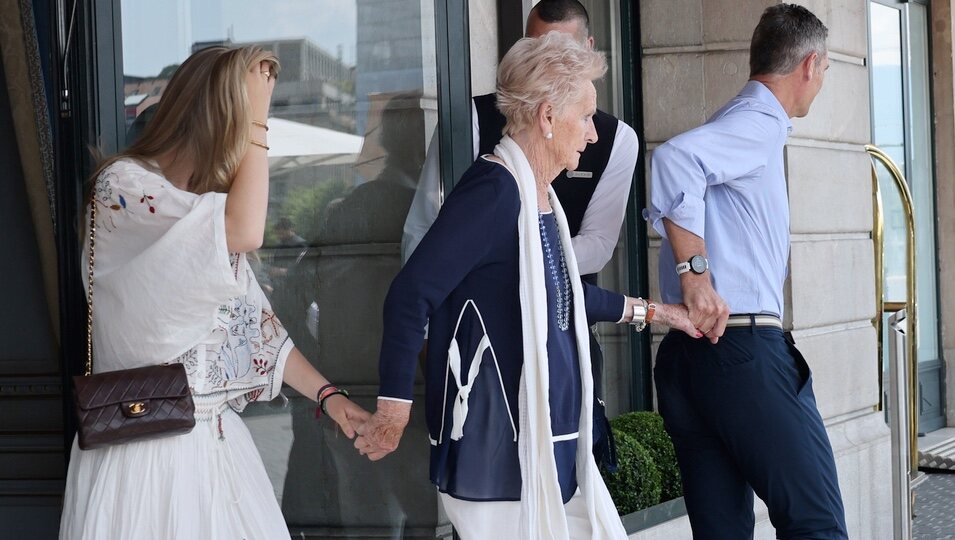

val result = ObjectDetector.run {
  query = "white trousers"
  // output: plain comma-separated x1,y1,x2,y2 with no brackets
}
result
439,490,593,539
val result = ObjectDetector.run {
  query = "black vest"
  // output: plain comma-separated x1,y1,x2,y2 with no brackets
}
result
473,93,619,283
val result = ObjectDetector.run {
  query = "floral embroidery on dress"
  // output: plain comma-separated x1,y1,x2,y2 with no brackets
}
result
252,357,271,376
93,171,124,232
175,265,290,413
177,349,203,391
96,160,290,411
93,164,165,231
218,295,261,380
139,191,157,213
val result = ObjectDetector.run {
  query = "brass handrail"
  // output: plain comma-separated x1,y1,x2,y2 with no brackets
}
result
865,144,918,473
871,149,885,411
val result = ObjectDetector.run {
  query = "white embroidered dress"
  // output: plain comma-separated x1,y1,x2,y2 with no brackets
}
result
59,158,294,540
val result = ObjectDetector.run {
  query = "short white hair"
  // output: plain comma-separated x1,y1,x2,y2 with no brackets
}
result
496,31,607,136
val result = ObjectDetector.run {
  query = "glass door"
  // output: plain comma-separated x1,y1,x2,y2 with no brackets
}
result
579,0,636,416
869,0,943,432
118,0,447,536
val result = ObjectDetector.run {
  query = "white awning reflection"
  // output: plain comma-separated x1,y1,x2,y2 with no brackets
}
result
267,117,364,170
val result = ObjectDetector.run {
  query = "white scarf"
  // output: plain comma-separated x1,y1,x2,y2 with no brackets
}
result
494,136,627,539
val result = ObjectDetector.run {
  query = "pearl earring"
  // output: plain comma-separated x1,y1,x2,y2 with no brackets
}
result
545,132,553,140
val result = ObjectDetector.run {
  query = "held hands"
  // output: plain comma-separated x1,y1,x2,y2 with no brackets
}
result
681,273,730,344
353,399,412,461
322,395,372,439
246,60,275,123
652,302,702,339
622,297,698,338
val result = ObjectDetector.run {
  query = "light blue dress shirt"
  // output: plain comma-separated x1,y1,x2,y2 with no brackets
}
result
645,81,793,317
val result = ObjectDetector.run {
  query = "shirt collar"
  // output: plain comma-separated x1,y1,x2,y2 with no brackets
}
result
740,80,793,132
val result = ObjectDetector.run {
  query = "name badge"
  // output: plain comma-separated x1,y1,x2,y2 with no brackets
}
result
565,170,593,179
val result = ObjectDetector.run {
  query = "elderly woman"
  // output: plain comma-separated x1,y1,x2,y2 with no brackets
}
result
355,33,698,539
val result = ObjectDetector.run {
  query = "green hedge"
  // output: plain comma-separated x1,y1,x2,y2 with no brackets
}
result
610,411,683,503
600,428,661,514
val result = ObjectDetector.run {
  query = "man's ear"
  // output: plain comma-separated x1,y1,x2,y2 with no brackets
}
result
803,51,819,80
586,36,595,49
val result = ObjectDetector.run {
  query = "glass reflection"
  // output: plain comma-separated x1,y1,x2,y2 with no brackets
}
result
578,0,632,417
870,2,940,370
907,3,939,363
870,3,906,306
120,0,439,536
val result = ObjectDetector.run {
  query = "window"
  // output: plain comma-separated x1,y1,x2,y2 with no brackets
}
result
118,1,448,534
870,0,943,431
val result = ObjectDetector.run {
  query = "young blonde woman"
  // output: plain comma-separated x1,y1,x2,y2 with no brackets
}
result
59,45,370,540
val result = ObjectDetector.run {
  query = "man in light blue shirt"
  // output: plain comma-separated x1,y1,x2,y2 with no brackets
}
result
647,4,848,539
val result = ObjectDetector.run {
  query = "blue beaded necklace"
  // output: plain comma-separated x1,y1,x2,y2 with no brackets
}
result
538,211,572,331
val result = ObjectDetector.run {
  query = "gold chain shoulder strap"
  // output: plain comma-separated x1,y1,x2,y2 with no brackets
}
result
85,200,95,376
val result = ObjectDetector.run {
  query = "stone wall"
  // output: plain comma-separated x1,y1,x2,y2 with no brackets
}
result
932,0,955,428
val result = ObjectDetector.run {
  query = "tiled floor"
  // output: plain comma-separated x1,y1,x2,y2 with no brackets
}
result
921,428,955,454
914,472,955,539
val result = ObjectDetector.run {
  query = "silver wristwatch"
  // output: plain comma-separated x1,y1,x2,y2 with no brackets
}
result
676,254,708,275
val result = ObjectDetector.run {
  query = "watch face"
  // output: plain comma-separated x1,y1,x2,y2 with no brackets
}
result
690,255,708,274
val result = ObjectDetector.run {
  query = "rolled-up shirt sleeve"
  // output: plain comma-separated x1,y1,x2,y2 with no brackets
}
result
646,142,709,240
645,108,778,240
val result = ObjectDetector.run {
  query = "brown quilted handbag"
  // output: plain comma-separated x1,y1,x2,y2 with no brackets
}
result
73,364,195,449
72,200,196,450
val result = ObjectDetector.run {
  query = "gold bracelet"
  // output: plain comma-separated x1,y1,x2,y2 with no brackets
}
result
252,120,269,131
250,139,269,151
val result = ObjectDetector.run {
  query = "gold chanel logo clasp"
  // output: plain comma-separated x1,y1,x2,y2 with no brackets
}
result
128,402,147,414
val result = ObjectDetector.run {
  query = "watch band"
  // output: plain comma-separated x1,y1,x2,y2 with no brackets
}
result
677,255,708,275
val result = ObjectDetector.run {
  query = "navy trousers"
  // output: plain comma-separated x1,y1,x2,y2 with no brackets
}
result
654,324,848,540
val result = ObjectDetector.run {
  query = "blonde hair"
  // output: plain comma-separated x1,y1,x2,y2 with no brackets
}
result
496,31,606,136
91,45,280,195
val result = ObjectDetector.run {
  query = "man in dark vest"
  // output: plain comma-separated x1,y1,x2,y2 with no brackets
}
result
402,0,638,468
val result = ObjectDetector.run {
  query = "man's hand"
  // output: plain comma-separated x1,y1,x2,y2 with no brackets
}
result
681,273,730,343
354,399,412,461
660,219,729,343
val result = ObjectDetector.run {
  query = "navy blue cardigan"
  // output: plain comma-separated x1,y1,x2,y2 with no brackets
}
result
378,157,626,501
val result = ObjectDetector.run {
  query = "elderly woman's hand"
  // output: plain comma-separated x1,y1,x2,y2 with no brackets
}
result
653,303,702,338
353,399,412,461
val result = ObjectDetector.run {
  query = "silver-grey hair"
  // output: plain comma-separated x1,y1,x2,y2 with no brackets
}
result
749,3,828,77
496,31,606,136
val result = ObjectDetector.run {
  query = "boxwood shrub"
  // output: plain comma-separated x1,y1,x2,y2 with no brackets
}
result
611,411,682,503
599,428,661,514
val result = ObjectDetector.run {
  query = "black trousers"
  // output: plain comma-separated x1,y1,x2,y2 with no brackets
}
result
654,324,848,540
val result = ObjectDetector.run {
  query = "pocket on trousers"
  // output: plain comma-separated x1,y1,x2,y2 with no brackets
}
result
704,335,756,369
787,342,813,395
